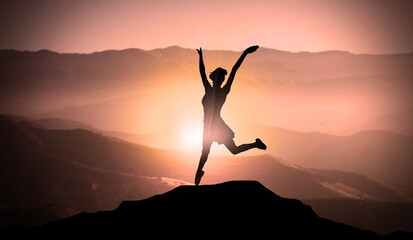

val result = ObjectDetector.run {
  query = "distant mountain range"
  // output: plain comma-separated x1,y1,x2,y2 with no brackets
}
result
1,46,412,133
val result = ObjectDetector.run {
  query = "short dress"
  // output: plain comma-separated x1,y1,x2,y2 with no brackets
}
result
202,88,235,145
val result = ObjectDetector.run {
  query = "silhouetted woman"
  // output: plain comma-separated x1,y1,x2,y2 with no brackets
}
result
195,45,267,185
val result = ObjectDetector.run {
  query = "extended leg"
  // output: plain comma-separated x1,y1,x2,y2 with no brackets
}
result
224,138,266,155
195,141,212,186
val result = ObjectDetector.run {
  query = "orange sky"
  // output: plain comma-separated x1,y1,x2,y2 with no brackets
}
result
1,0,412,54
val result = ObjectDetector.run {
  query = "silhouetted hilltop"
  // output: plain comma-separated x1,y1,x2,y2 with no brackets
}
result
13,181,407,239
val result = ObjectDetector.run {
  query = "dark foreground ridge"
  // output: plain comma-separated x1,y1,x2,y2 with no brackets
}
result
5,181,412,239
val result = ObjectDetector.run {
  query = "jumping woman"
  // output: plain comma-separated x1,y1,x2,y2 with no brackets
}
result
195,45,267,186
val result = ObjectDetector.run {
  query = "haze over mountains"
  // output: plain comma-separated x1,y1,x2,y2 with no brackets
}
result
1,47,412,134
1,46,412,234
3,115,411,204
237,125,413,187
23,115,413,188
1,114,412,233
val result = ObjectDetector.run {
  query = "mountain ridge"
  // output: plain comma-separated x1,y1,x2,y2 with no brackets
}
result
1,45,412,129
11,181,410,239
3,46,413,56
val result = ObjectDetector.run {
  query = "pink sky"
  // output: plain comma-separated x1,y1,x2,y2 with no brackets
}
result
1,0,412,54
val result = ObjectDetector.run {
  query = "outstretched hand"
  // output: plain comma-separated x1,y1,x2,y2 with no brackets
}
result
197,48,202,55
245,45,259,54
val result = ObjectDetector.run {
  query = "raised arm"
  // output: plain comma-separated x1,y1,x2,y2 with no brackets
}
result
197,48,211,91
223,45,259,94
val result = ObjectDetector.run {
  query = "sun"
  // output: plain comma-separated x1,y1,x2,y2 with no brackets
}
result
179,124,203,150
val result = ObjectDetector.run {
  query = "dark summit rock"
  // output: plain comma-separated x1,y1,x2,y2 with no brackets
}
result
7,181,411,239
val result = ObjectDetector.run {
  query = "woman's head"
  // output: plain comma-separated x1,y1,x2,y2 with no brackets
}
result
209,67,227,86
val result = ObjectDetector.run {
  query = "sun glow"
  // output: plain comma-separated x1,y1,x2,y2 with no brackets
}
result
179,124,203,151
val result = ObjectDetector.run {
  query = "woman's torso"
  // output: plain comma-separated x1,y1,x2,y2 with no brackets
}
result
202,88,227,125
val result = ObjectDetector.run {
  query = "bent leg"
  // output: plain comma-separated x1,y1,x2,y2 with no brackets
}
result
224,139,257,155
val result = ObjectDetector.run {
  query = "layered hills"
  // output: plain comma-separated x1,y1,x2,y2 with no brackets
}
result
22,116,413,188
1,114,413,234
1,47,412,133
237,124,413,187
